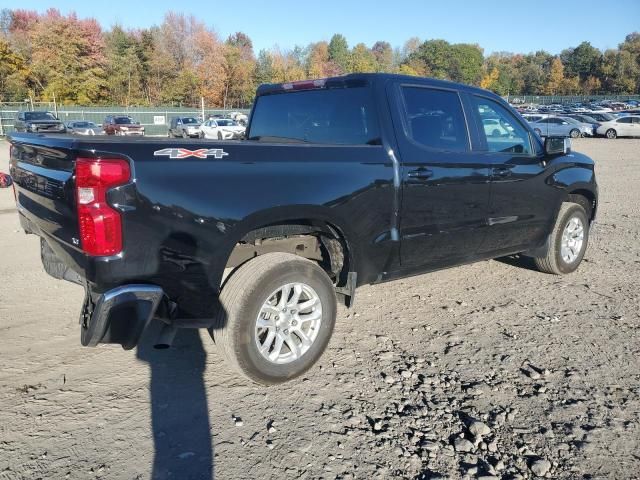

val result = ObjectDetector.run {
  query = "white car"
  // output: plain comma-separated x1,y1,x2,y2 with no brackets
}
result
482,118,514,137
596,116,640,139
228,111,249,125
199,119,246,140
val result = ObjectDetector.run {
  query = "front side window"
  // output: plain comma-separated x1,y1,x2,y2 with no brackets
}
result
471,96,532,155
401,86,468,151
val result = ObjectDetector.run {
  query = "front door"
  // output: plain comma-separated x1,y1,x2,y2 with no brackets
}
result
467,95,563,254
391,83,491,269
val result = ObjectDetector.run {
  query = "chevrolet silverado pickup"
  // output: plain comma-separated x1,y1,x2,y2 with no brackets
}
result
7,73,598,385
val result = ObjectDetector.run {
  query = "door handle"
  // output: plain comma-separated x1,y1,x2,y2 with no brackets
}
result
407,168,434,181
492,166,513,177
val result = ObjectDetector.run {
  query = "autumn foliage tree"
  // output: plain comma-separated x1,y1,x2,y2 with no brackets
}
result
0,8,638,106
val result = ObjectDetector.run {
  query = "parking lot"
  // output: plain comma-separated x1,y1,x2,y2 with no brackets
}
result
0,138,639,479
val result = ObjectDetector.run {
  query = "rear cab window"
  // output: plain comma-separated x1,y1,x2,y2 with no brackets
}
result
400,86,469,152
248,85,381,145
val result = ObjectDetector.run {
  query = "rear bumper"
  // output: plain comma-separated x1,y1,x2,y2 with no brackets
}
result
81,284,164,350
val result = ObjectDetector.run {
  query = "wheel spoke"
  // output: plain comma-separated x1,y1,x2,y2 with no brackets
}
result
256,315,275,329
298,297,319,312
283,335,301,360
277,285,292,309
259,330,276,354
287,284,303,307
299,309,321,323
268,334,286,362
294,328,313,347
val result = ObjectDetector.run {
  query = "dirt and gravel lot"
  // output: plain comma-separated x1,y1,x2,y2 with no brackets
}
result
0,138,638,480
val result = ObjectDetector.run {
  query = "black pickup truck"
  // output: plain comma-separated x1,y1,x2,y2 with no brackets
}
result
7,74,597,384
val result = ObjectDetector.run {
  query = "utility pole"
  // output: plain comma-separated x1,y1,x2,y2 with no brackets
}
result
201,96,205,121
53,91,58,118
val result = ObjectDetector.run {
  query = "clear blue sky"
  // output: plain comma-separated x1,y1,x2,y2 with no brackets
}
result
3,0,639,54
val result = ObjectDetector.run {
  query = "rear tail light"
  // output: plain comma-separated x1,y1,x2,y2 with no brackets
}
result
75,158,131,256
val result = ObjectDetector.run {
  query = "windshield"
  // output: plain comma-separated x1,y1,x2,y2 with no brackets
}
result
114,117,133,124
25,112,57,121
182,117,200,125
249,87,381,145
72,122,96,128
216,119,237,127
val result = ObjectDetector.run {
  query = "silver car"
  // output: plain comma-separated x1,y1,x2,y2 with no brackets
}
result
66,121,103,135
529,116,587,138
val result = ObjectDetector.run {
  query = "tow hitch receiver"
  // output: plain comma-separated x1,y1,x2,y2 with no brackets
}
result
80,285,164,350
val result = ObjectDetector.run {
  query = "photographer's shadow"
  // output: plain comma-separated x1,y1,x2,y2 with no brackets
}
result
137,322,214,480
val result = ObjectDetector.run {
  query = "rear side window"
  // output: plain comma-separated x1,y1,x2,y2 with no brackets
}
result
249,87,380,145
617,117,632,124
471,96,532,155
401,87,469,152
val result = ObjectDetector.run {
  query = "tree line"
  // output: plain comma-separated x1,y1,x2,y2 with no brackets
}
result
1,8,639,108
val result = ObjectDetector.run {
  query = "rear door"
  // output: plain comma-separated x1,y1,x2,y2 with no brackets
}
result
390,83,491,269
467,95,561,254
615,117,634,136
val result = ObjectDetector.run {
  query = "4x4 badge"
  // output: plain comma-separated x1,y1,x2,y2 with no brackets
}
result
153,148,229,159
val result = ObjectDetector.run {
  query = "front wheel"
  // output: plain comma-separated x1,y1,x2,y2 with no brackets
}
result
532,202,589,275
606,128,617,139
211,252,337,385
569,128,580,138
534,128,542,137
182,130,188,139
217,131,223,140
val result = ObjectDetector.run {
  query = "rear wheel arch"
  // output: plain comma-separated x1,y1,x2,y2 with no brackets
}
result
219,216,356,304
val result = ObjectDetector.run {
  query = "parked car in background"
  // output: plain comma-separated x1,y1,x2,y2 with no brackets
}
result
66,121,103,135
199,118,246,140
481,118,513,137
14,111,66,133
102,116,144,136
529,116,584,138
584,112,616,123
228,111,249,125
168,117,202,138
559,116,595,137
596,115,640,138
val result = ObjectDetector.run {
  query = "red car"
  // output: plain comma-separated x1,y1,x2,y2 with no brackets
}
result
102,115,145,136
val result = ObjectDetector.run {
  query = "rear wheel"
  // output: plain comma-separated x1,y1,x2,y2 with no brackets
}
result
210,252,337,385
533,202,589,275
606,128,617,139
569,128,580,138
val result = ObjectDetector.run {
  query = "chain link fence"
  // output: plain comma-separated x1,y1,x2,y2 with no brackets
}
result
0,103,250,136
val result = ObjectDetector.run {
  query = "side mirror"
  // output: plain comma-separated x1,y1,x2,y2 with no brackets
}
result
545,137,571,156
0,172,13,188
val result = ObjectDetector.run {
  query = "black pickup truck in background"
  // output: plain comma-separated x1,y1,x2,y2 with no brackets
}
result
14,111,66,134
8,73,597,385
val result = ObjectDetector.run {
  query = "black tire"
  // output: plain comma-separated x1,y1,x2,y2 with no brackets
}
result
198,131,204,139
210,252,337,385
534,128,542,137
606,128,617,139
533,202,589,275
217,131,223,140
569,128,580,138
492,129,501,137
182,130,188,139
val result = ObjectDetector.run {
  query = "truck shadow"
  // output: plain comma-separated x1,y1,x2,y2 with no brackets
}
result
137,323,214,480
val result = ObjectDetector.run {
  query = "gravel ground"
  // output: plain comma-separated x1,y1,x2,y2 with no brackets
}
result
0,138,639,480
